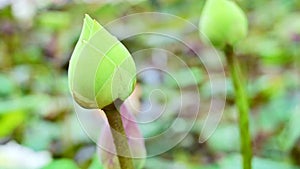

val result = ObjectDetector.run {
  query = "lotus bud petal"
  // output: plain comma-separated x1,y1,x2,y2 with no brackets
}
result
68,14,136,109
199,0,248,48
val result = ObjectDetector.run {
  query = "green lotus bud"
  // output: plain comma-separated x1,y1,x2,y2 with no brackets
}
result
68,14,136,109
199,0,248,48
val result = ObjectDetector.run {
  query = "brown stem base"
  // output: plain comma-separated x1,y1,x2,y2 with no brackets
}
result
103,101,134,169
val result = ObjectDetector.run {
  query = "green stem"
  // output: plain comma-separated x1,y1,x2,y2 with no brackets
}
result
225,45,252,169
102,101,134,169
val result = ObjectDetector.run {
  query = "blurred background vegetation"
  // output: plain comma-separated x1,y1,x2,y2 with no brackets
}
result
0,0,299,169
